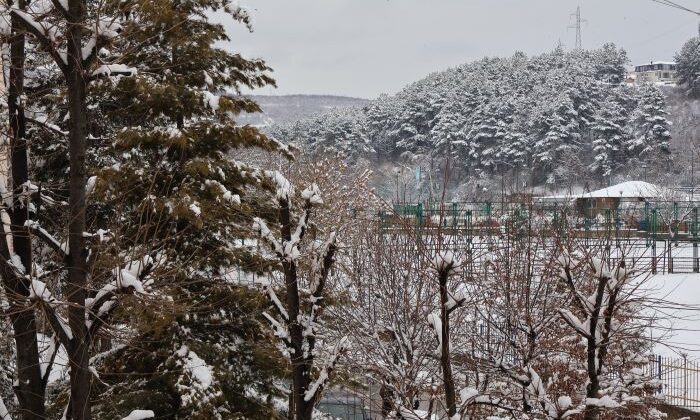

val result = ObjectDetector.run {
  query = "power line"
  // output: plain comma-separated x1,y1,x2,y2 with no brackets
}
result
651,0,698,15
649,0,700,37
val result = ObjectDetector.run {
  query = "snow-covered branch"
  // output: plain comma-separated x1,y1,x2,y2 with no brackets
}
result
256,277,289,322
303,336,348,404
309,232,336,298
81,19,121,65
262,311,290,346
25,220,67,258
120,410,154,420
558,308,590,339
28,279,73,347
9,8,67,72
252,217,283,258
85,255,156,335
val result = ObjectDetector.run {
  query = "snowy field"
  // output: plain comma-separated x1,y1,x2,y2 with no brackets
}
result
648,273,700,358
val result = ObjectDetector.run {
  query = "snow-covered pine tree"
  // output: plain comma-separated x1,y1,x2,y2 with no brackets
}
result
270,45,668,194
20,0,294,417
531,93,581,186
589,95,628,182
87,1,296,417
627,84,672,160
593,43,629,85
674,36,700,98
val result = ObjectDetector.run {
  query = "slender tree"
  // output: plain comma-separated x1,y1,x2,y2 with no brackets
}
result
253,176,347,420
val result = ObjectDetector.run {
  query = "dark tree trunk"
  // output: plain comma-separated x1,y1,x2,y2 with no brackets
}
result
65,0,92,418
438,269,457,418
277,197,316,420
4,1,47,418
583,276,608,420
380,384,393,417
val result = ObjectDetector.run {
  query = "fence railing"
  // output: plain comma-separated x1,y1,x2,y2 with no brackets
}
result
648,355,700,409
382,200,700,243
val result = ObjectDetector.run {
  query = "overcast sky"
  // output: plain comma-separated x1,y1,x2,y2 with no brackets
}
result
215,0,699,99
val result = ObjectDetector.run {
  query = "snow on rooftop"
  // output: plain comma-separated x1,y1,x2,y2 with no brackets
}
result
635,61,676,66
580,181,663,199
541,181,664,200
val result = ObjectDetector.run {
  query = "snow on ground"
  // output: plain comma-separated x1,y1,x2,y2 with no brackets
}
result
647,272,700,358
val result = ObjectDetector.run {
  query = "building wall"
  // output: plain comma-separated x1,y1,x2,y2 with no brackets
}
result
576,197,621,218
634,62,677,84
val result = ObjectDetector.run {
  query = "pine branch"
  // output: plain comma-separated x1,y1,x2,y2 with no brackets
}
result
25,220,67,259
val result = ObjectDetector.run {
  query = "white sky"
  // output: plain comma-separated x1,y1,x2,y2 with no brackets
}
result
216,0,700,99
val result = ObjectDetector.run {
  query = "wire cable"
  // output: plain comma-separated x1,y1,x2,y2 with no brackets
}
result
650,0,699,16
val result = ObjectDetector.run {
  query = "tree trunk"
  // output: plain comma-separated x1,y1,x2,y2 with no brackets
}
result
65,0,91,418
5,2,47,418
438,270,457,418
380,384,393,417
279,198,313,420
583,276,608,420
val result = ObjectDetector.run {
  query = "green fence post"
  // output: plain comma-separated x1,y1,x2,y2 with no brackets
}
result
693,207,699,273
465,210,473,251
417,203,424,227
452,202,458,227
673,201,679,241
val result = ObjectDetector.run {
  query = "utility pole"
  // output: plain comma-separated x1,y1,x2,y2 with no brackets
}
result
569,6,587,49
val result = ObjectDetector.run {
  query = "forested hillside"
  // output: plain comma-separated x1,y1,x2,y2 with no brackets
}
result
270,45,673,198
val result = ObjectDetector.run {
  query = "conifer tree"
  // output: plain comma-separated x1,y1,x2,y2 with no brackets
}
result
84,0,294,417
19,0,293,417
675,36,700,98
627,84,672,159
589,97,628,182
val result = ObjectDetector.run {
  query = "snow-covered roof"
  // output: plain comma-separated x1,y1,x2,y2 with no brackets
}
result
580,181,662,199
636,61,676,66
539,181,664,201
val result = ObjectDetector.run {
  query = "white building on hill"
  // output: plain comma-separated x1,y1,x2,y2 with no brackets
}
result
632,61,677,85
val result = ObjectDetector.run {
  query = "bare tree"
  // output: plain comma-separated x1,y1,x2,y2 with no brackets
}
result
557,242,658,420
337,227,439,418
253,175,347,420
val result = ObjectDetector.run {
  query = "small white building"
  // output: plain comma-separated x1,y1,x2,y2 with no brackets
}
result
633,61,677,84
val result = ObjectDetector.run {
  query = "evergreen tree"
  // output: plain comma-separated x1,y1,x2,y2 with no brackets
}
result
675,36,700,98
273,45,670,193
531,94,580,184
25,0,293,417
593,43,629,84
627,84,672,159
589,96,628,181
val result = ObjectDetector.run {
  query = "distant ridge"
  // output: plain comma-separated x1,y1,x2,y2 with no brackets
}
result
237,94,370,127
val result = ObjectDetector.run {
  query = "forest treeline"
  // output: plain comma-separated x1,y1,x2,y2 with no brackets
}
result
270,45,673,195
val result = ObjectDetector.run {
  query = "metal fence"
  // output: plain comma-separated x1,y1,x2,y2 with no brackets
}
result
379,200,700,275
648,355,700,409
382,200,700,242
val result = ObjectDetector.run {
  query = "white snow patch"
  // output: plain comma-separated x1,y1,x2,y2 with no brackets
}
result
120,410,154,420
